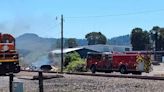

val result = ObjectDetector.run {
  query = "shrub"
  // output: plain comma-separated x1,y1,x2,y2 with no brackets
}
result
64,51,81,67
64,51,86,72
65,59,86,72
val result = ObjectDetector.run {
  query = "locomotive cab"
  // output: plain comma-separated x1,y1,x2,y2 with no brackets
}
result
0,33,20,75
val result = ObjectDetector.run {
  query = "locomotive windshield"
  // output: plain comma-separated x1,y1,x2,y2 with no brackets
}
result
1,34,15,43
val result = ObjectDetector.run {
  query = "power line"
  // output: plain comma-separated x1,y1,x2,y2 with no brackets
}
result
66,9,164,19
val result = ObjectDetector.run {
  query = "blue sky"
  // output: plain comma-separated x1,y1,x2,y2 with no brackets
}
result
0,0,164,39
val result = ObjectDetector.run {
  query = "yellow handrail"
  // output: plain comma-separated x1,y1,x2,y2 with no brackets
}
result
0,59,18,62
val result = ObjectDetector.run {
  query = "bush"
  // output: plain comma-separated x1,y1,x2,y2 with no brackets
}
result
65,59,86,72
64,51,81,67
64,52,86,72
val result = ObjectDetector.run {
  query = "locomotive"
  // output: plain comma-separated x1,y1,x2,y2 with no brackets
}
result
0,33,20,75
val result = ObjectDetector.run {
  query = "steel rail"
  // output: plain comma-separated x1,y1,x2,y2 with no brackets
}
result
20,70,164,80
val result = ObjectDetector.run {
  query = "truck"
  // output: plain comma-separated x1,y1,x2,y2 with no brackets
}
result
86,52,152,75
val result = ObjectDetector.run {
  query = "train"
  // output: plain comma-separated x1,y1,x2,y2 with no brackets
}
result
0,33,20,75
86,52,152,75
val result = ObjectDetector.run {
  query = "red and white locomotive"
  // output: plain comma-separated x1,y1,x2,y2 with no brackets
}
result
86,52,152,75
0,33,20,75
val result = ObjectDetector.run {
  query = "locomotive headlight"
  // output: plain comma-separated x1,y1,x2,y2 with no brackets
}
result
2,45,9,51
13,55,18,59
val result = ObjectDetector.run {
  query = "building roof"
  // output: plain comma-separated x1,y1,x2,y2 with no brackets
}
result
50,44,132,54
50,47,84,54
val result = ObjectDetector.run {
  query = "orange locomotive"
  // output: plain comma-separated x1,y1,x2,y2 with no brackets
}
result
86,52,152,75
0,33,20,75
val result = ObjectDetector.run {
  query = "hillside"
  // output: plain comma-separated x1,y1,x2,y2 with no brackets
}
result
108,35,131,46
16,33,57,65
16,33,131,66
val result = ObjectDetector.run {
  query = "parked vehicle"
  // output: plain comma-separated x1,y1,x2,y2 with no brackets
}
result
86,52,152,75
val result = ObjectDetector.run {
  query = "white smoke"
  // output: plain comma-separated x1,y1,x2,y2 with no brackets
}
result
31,55,53,68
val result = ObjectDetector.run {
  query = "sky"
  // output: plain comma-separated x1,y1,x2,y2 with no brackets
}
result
0,0,164,39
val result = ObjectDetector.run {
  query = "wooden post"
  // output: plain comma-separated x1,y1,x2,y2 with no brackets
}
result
38,72,43,92
9,73,14,92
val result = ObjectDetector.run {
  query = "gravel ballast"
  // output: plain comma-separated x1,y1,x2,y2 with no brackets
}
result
0,74,164,92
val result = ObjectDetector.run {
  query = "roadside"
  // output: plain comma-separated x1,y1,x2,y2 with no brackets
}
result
148,63,164,76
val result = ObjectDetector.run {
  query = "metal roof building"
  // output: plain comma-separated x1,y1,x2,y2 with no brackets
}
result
50,44,132,58
51,44,132,54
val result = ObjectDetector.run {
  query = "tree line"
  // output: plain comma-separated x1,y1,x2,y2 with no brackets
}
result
55,32,107,48
54,26,164,51
131,26,164,51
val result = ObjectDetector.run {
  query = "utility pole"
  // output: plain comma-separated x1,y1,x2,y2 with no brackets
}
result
61,14,64,73
154,31,158,61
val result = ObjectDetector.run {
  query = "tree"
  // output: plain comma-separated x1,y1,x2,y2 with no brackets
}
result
131,28,150,50
85,32,107,45
159,28,164,50
150,26,164,51
64,38,78,48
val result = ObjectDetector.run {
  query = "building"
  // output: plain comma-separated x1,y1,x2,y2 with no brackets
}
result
49,44,132,58
125,51,164,62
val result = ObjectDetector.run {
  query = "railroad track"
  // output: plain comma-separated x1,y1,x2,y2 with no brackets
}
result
20,70,164,80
